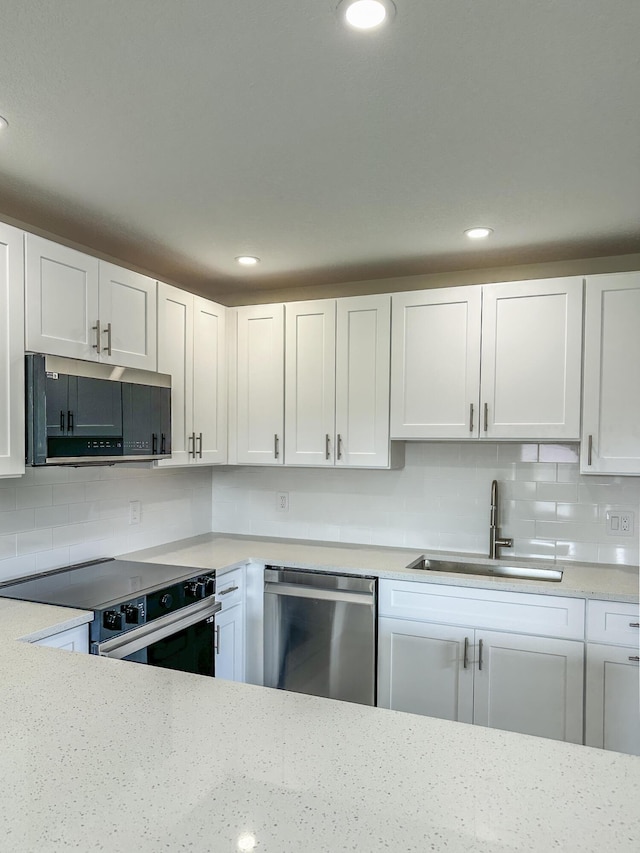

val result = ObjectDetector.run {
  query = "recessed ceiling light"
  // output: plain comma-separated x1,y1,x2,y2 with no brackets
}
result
235,256,260,266
338,0,395,31
464,227,493,240
0,116,8,131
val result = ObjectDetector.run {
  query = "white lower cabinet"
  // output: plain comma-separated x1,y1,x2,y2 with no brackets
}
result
378,580,585,743
585,599,640,755
33,624,89,653
215,568,245,682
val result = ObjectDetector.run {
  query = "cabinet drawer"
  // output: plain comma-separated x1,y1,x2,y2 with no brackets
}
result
216,567,244,609
587,600,640,646
33,624,89,653
379,579,585,640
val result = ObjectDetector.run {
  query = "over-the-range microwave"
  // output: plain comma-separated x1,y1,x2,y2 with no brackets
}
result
25,353,172,466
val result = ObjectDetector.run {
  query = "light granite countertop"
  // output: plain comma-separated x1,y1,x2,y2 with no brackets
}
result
119,532,640,602
1,535,639,851
0,596,639,852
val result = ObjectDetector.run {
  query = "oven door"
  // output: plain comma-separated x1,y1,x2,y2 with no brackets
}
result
96,597,221,676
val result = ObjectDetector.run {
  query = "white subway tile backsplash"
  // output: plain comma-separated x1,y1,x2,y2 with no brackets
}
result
211,443,640,567
0,466,213,583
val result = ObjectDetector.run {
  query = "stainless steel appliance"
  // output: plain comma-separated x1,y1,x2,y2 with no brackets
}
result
0,559,220,675
25,353,172,466
264,567,377,706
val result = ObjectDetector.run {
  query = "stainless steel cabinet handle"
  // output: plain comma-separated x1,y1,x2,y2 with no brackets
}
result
92,320,101,351
478,639,484,670
215,625,221,654
483,402,488,432
218,585,239,596
337,433,343,460
469,403,474,432
197,432,203,459
102,322,112,356
629,622,640,628
274,433,279,459
587,434,593,466
188,433,196,459
628,656,640,663
463,636,469,669
325,433,330,460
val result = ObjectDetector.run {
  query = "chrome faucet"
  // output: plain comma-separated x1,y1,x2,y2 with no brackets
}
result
489,479,513,559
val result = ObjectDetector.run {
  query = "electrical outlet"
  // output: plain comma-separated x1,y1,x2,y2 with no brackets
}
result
129,500,141,525
606,510,634,537
276,491,289,512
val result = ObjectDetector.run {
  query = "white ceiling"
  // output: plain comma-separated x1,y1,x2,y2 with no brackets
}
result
0,1,639,301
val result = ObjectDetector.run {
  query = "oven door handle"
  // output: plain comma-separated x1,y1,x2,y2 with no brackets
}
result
95,597,221,661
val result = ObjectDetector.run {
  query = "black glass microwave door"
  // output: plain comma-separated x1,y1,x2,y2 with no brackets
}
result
122,383,171,456
69,376,123,437
45,374,70,437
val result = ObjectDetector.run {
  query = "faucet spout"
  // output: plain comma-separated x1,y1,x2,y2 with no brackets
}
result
489,479,513,560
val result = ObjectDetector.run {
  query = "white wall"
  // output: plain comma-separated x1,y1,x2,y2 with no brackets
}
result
0,465,213,583
211,443,640,566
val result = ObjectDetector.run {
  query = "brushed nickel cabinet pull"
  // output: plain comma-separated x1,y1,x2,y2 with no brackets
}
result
628,656,640,663
337,433,343,460
588,434,593,466
218,585,239,596
325,433,330,460
197,432,203,459
483,402,488,432
92,320,101,351
469,403,474,432
463,636,469,669
102,322,112,356
629,623,639,628
215,625,220,654
188,433,196,459
478,639,484,670
274,433,279,459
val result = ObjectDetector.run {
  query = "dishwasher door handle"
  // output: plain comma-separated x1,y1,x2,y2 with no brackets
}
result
264,581,375,605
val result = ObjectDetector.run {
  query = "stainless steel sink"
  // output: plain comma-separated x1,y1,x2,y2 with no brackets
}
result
405,555,563,582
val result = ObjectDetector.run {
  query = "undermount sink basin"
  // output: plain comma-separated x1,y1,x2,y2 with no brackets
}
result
405,555,563,582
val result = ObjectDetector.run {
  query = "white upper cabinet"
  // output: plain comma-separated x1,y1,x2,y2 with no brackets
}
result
335,295,391,468
26,235,99,360
98,262,157,370
285,300,337,466
0,223,25,478
285,295,392,467
25,235,157,369
390,287,482,439
581,272,640,475
391,278,583,441
481,278,583,440
157,284,227,467
235,304,285,465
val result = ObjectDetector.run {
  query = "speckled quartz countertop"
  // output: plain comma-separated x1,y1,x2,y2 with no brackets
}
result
0,599,639,852
119,532,640,602
1,535,639,851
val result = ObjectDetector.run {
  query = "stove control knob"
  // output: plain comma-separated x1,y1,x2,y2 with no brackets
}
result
160,593,173,610
184,580,205,600
121,604,140,624
203,575,216,596
103,610,124,631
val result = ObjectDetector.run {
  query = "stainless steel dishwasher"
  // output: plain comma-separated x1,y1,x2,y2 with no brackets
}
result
264,567,377,706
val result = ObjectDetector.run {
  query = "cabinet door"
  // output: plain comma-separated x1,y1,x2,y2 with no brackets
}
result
581,273,640,474
473,631,584,743
98,262,157,370
0,223,25,477
390,287,482,439
215,604,245,682
480,278,583,440
34,624,88,653
192,296,227,464
285,300,336,465
156,284,194,467
378,617,474,723
335,295,391,468
585,643,640,755
236,305,285,464
25,235,100,360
